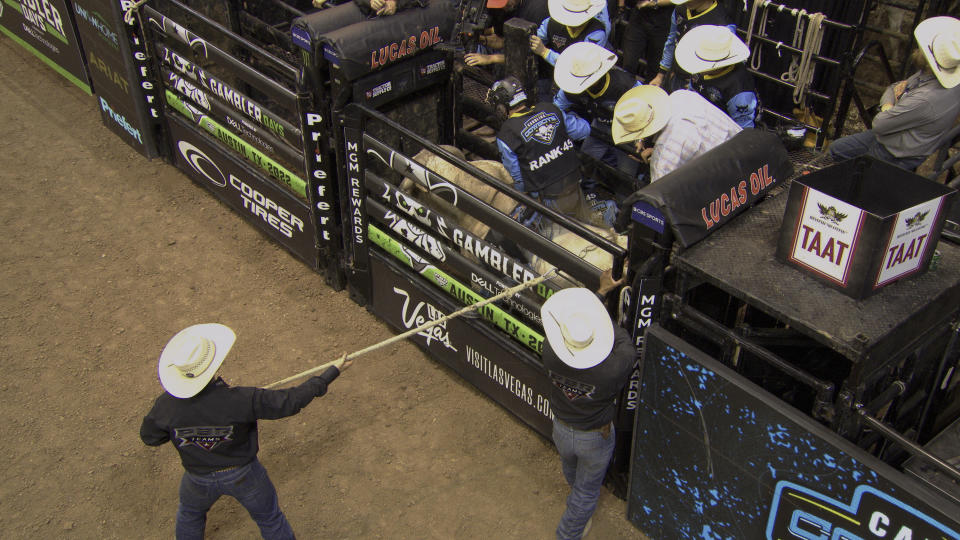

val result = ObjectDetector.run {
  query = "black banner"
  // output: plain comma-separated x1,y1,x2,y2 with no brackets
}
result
369,252,553,437
628,325,960,539
163,67,302,166
166,114,318,268
0,0,90,93
71,0,161,157
367,198,544,327
365,172,553,299
156,42,301,147
628,130,793,248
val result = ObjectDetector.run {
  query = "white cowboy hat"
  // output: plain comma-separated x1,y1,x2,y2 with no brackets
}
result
675,25,750,75
611,85,671,144
554,42,619,94
158,323,236,398
670,0,694,4
914,16,960,89
541,288,614,369
548,0,605,27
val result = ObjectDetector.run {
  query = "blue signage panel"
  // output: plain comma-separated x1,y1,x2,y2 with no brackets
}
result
628,325,960,539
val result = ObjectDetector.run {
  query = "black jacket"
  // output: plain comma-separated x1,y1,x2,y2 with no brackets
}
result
543,325,636,430
140,367,340,474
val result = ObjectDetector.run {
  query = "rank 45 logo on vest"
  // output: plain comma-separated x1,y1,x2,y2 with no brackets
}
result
521,112,560,145
175,426,234,452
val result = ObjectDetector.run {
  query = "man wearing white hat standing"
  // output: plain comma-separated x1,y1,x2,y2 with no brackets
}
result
648,0,736,90
611,84,740,182
675,25,759,129
530,0,609,66
541,288,635,539
553,42,643,223
829,16,960,171
140,324,352,539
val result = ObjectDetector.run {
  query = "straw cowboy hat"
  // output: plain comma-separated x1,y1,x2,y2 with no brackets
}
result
158,323,236,398
541,288,614,369
554,42,618,94
675,25,750,75
548,0,605,27
611,85,671,144
914,16,960,89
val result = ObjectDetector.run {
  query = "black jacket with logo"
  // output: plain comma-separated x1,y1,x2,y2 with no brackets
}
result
497,102,580,195
140,367,340,474
675,1,732,38
565,66,638,129
543,325,636,430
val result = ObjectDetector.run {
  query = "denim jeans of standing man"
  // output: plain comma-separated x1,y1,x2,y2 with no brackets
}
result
176,458,295,540
552,418,616,540
828,130,926,171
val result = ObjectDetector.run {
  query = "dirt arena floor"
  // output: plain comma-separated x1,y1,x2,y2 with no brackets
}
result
0,36,647,539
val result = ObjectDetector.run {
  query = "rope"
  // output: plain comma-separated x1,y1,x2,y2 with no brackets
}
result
123,0,151,25
263,268,560,388
747,0,770,71
790,12,826,105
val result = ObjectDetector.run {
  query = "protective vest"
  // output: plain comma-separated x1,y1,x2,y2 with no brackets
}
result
692,64,757,122
567,67,637,128
498,102,580,195
544,17,605,54
676,2,732,37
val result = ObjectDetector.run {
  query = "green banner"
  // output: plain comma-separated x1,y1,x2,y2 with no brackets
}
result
370,224,544,354
165,90,306,199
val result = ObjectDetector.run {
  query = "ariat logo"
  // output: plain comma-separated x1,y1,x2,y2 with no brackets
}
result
818,203,848,224
174,426,234,452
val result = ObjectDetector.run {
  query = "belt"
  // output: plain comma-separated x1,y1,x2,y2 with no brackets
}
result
558,419,613,438
210,465,241,474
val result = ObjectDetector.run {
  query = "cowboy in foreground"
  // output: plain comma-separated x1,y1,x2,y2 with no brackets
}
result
829,16,960,171
611,84,740,182
675,25,759,129
541,288,635,540
140,323,352,540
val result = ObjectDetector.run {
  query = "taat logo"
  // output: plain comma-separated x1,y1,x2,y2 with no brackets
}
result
177,141,226,187
904,210,929,228
817,203,848,224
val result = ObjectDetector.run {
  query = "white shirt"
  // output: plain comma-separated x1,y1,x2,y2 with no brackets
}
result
650,90,742,182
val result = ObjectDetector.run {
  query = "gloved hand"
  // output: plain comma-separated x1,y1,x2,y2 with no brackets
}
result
333,353,353,373
510,204,537,224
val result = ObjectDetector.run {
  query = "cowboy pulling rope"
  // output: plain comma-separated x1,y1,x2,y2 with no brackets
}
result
264,268,560,388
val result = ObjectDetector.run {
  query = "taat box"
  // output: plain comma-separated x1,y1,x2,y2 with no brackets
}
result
776,156,955,300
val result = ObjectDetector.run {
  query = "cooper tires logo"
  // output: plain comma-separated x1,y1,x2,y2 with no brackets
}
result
177,141,226,187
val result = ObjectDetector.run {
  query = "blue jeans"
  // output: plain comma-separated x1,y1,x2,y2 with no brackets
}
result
552,419,616,540
176,459,295,540
828,130,926,171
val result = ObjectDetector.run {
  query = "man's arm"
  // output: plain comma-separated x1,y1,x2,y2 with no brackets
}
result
562,109,591,141
140,401,170,446
872,92,934,135
253,365,342,420
497,138,525,190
